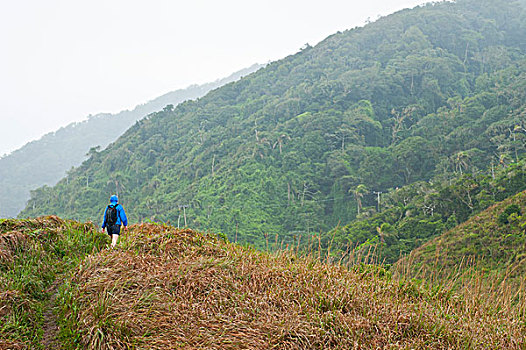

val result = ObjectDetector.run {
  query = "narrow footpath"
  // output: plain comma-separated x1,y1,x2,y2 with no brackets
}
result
40,278,63,349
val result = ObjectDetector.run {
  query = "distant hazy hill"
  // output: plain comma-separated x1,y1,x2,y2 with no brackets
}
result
398,189,526,286
0,64,263,218
21,0,526,250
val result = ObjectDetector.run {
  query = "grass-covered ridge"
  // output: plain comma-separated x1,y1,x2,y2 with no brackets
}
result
58,222,524,349
0,216,107,349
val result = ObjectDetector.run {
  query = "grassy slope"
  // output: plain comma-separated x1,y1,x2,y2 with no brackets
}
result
328,158,526,264
2,218,525,349
0,217,107,349
59,223,524,349
397,190,526,286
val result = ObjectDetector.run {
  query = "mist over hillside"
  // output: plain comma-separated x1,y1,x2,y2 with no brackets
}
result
21,0,526,253
0,64,263,218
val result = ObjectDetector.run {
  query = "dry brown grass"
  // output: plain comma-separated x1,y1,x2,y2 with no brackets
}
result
0,339,27,350
390,191,526,344
394,250,526,337
0,289,25,319
0,231,28,264
0,216,67,266
61,223,526,349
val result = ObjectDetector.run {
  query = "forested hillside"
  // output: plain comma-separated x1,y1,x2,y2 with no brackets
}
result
21,0,526,250
0,64,262,218
328,159,526,264
396,188,526,289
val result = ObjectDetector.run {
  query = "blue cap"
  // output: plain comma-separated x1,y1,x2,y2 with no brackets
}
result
110,195,118,203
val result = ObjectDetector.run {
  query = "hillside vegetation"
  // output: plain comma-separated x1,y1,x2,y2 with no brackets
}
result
0,64,262,218
20,0,526,251
327,158,526,264
397,188,526,288
2,218,525,349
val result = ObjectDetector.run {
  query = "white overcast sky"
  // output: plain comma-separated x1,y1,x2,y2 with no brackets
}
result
0,0,427,156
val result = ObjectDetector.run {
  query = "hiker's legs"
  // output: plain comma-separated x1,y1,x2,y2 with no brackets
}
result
107,224,121,248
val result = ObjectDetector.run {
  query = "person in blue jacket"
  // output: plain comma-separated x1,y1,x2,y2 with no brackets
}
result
101,194,128,248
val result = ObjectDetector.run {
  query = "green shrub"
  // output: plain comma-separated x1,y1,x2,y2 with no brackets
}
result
498,204,522,225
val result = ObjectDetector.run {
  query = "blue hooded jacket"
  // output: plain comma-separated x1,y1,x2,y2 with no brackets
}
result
101,195,128,228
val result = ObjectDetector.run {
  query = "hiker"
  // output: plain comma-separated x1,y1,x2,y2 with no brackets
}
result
101,195,128,248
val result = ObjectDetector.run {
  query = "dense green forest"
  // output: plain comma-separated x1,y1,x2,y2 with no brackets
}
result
21,0,526,253
396,188,526,289
328,158,526,264
0,64,261,218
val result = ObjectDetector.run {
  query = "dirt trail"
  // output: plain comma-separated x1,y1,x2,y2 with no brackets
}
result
40,278,63,349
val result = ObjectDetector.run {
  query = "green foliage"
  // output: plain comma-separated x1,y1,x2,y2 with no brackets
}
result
498,204,522,225
19,0,526,252
401,189,526,288
330,158,526,263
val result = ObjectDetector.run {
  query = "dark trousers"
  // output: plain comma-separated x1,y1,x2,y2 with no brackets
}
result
107,224,121,236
